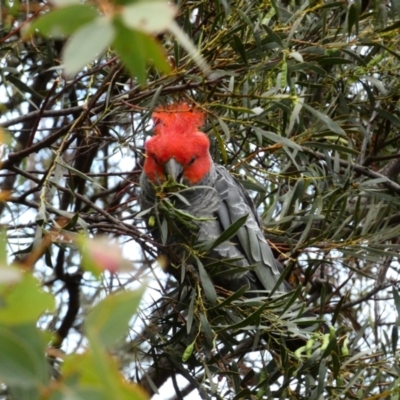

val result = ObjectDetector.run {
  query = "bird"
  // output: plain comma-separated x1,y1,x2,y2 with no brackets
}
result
139,102,290,296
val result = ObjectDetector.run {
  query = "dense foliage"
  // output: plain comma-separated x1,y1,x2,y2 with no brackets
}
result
2,0,400,398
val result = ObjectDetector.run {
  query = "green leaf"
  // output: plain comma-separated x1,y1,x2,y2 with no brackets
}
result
393,289,400,317
318,57,353,65
205,214,248,252
347,3,359,36
209,285,247,310
230,34,247,65
302,103,346,135
262,24,285,49
315,359,327,397
187,290,196,334
61,341,148,400
160,217,168,245
376,19,400,32
144,33,171,74
392,326,398,355
199,313,215,350
280,61,288,88
213,122,228,163
279,181,303,218
5,75,44,100
238,178,267,194
217,117,231,140
26,5,98,38
302,141,358,155
62,17,114,77
195,256,217,304
374,108,400,127
294,193,321,250
278,284,302,318
220,302,268,331
0,229,8,266
113,21,170,84
0,324,49,389
85,287,145,349
341,49,366,65
253,127,302,151
0,274,55,325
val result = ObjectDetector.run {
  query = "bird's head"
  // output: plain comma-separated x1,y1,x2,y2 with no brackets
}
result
143,103,212,186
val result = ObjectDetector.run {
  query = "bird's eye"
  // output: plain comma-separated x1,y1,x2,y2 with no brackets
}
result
188,156,196,166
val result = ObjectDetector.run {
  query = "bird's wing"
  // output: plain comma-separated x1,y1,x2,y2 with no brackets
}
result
212,164,287,292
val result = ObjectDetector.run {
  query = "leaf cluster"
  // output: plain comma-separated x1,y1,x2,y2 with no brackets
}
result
2,0,400,398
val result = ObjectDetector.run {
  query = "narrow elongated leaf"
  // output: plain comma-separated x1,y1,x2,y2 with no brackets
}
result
218,303,268,331
347,3,359,36
217,117,231,140
187,290,196,334
393,289,400,317
208,285,247,310
253,127,302,151
303,103,346,135
205,214,248,252
278,284,302,318
57,158,105,190
195,256,217,304
160,217,168,245
5,75,44,100
374,107,400,126
169,192,191,206
238,178,267,193
392,326,398,355
318,57,353,65
230,35,247,65
376,19,400,32
262,24,285,48
199,313,215,349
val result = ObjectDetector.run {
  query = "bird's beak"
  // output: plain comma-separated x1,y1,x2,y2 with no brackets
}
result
165,158,183,182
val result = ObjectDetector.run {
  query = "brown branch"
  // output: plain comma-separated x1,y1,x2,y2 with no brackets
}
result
364,152,400,164
308,149,400,194
0,70,55,215
378,151,400,182
27,79,59,149
1,75,224,129
323,282,393,312
52,249,82,348
2,124,72,170
0,170,139,177
0,4,46,44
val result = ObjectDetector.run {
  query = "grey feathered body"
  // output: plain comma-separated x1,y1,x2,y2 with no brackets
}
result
140,163,288,294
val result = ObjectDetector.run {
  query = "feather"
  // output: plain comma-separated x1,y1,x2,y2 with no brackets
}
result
153,103,205,137
212,165,286,292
